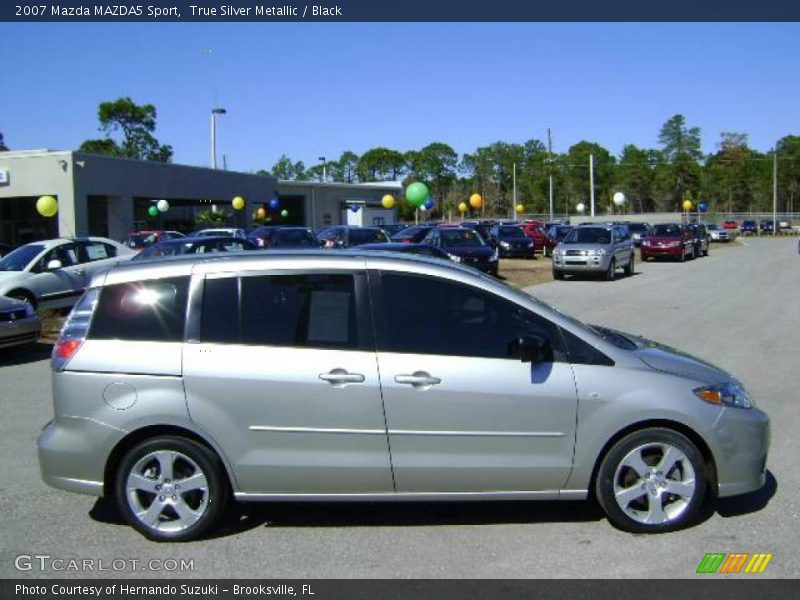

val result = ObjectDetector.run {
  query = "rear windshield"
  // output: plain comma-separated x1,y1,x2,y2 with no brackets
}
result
393,226,427,240
0,244,45,271
349,229,388,246
440,230,484,247
626,223,649,233
275,229,318,247
498,226,526,238
125,234,157,247
651,224,682,236
563,228,611,244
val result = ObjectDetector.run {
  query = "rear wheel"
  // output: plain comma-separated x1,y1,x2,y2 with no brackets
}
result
595,428,708,533
115,436,229,542
7,289,37,310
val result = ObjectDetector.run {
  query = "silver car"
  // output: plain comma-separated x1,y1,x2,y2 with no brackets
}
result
0,237,135,309
39,251,769,541
552,225,635,280
707,224,731,243
0,295,41,349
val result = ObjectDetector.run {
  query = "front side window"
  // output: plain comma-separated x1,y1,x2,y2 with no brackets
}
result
376,272,563,360
201,273,361,350
89,277,189,342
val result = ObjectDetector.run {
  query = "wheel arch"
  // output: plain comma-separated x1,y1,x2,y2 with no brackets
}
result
103,424,238,497
6,287,38,308
586,419,718,501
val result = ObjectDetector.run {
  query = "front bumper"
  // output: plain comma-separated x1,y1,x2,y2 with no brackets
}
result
498,245,535,258
711,407,770,498
0,315,41,349
552,254,610,272
641,245,682,257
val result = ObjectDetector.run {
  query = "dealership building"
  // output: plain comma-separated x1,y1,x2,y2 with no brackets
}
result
0,150,401,247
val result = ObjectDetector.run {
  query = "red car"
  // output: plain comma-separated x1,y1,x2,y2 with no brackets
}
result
723,220,738,230
522,223,557,256
122,230,184,250
640,223,695,261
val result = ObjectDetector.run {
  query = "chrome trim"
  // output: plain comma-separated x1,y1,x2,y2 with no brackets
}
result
235,490,564,502
388,430,566,438
248,426,386,435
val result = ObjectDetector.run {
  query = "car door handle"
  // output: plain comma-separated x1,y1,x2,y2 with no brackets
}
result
319,369,365,385
395,372,442,387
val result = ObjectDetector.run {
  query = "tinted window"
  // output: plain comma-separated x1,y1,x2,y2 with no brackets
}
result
274,229,317,247
201,274,360,350
89,277,189,342
377,273,563,360
349,229,388,246
564,228,611,244
561,328,614,367
498,226,526,238
439,230,484,247
651,224,682,236
0,244,46,272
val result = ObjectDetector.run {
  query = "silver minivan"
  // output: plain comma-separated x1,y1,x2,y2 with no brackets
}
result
552,225,635,280
39,251,769,541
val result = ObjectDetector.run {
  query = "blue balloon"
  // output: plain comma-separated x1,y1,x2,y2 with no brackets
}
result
350,204,361,213
423,198,435,210
698,202,708,213
269,198,280,210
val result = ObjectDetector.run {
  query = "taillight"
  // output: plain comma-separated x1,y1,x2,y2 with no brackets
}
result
52,288,99,372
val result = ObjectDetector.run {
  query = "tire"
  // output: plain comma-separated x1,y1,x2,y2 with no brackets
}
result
595,428,708,533
624,254,634,277
604,259,616,281
552,269,564,280
679,247,686,262
115,436,229,542
703,244,709,257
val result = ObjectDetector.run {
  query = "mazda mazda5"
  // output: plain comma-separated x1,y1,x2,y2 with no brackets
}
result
39,251,769,541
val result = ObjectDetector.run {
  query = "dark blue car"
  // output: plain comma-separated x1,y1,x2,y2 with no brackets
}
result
421,227,499,276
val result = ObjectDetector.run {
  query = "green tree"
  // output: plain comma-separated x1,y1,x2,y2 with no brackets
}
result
616,145,659,213
357,148,406,181
776,135,800,214
657,114,702,209
79,97,173,162
406,142,459,213
562,141,615,213
0,131,8,151
703,133,757,213
265,155,307,180
329,150,360,183
196,209,230,225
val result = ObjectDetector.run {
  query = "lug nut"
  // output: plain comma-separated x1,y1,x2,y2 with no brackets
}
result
172,495,177,500
155,484,161,491
159,495,165,501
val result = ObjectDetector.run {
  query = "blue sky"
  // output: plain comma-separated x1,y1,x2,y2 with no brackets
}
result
1,22,798,172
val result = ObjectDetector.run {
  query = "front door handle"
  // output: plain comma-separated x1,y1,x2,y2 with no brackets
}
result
395,372,442,387
319,368,365,386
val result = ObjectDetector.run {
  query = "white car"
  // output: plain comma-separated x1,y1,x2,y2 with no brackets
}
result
0,237,135,310
194,228,246,239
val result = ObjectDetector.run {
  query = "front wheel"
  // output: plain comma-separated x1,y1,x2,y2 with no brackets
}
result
604,259,616,281
595,428,708,533
115,436,229,542
624,254,635,277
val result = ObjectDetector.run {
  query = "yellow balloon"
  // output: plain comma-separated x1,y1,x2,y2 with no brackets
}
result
469,193,482,209
381,194,396,209
232,196,245,210
515,204,525,213
682,200,693,211
36,195,58,217
458,202,468,213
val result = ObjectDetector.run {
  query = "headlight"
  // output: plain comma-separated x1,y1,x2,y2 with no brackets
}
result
694,382,753,409
642,240,651,246
499,241,510,248
667,241,681,247
446,253,462,263
591,249,606,256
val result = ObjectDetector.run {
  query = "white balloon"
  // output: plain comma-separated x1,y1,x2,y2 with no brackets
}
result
613,192,626,206
156,199,170,212
576,203,586,214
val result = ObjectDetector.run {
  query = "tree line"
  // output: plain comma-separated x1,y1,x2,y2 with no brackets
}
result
7,98,798,220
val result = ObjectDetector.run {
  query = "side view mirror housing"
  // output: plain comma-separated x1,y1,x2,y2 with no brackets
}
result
46,259,63,271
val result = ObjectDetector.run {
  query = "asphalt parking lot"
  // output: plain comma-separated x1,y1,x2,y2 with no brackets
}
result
0,237,797,579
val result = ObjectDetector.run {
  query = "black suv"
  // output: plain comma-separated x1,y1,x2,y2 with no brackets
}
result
316,226,390,248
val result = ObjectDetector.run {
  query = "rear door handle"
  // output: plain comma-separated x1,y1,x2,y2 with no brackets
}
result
395,372,441,387
319,368,365,386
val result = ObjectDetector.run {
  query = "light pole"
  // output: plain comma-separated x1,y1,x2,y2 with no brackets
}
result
318,156,327,182
210,107,226,169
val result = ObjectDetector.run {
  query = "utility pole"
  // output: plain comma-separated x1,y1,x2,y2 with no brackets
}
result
512,162,517,221
589,153,595,217
547,128,554,222
773,150,778,236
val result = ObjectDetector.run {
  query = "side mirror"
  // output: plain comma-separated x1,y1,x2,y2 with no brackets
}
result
46,259,63,270
517,334,551,364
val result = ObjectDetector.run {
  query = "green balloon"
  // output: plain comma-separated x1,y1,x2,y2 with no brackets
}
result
405,182,429,208
148,206,159,217
280,209,289,217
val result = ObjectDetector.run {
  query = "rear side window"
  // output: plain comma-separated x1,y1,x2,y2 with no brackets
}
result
89,277,189,342
200,273,362,350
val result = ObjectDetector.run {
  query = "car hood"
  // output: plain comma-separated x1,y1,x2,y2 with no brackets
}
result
443,246,494,258
605,327,731,384
559,243,610,251
644,235,682,243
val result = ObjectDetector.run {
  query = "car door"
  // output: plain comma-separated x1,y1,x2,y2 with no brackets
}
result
370,269,579,493
183,269,393,494
27,243,85,308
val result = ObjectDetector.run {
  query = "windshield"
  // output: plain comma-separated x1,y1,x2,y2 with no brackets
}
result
651,224,682,236
349,229,388,246
393,226,428,240
0,244,45,271
134,242,186,259
498,226,526,238
440,230,485,247
626,223,649,233
563,227,611,244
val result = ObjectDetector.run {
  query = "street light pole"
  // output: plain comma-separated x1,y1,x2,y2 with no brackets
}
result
318,156,326,182
210,107,226,213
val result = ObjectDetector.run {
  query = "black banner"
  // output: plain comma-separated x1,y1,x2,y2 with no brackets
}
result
3,0,800,22
3,580,800,600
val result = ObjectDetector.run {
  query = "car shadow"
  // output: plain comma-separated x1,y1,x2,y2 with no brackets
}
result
714,470,777,518
0,342,53,367
89,497,605,541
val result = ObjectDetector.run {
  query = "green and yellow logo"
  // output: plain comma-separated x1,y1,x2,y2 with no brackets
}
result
696,552,773,574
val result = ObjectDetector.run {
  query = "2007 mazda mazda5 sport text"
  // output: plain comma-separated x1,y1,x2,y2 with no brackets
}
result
38,250,769,541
